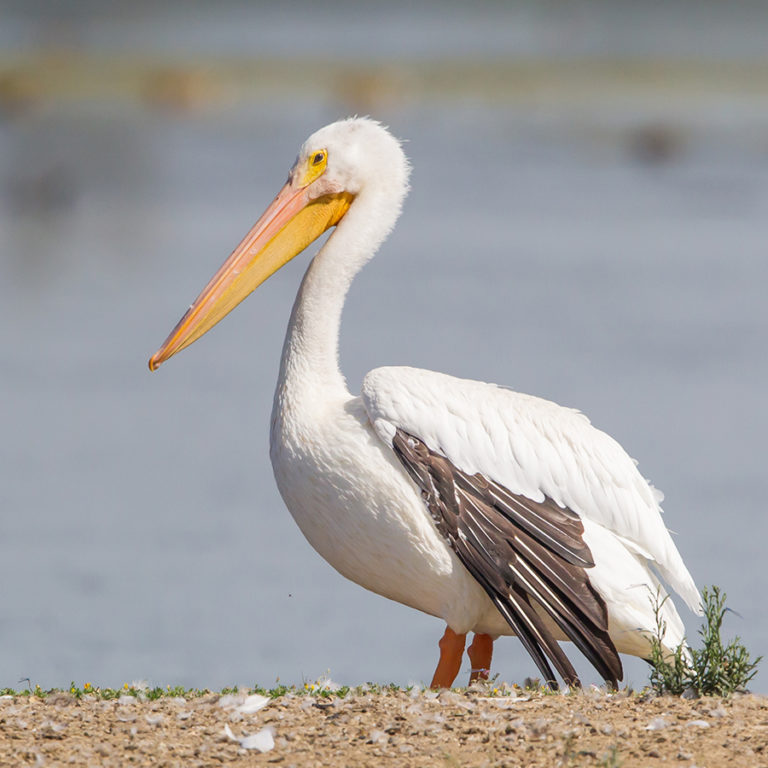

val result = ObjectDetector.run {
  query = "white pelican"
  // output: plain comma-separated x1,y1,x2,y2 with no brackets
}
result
149,118,700,689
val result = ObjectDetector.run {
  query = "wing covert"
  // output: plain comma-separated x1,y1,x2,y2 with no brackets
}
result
362,366,700,615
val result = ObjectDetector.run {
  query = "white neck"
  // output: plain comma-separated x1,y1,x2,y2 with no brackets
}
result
272,183,406,423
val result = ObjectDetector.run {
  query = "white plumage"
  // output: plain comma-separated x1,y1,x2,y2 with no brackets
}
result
362,367,699,645
150,117,700,688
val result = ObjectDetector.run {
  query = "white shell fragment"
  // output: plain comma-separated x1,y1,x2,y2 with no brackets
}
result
224,723,275,752
236,694,271,715
145,713,164,726
645,717,670,731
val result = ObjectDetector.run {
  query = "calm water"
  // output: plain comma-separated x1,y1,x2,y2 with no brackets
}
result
2,3,768,692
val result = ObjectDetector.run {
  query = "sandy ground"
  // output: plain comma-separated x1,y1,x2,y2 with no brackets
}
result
1,686,766,767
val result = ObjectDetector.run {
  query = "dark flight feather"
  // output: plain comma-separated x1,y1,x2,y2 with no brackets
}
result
392,428,622,689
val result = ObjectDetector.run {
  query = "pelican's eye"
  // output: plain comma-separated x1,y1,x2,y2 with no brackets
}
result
300,149,328,186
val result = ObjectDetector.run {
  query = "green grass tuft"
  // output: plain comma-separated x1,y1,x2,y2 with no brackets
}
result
648,585,761,697
0,681,372,701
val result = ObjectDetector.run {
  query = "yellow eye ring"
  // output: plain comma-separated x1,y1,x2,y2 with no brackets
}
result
299,149,328,186
299,149,328,187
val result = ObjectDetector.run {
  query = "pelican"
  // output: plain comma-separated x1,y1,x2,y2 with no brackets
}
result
149,118,700,689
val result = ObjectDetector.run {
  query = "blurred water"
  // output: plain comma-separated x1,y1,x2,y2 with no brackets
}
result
1,3,768,692
3,0,768,59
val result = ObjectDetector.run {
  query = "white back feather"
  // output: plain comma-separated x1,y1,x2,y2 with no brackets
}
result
362,365,701,616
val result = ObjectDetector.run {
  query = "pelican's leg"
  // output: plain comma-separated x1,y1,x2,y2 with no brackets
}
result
430,626,466,689
467,633,494,683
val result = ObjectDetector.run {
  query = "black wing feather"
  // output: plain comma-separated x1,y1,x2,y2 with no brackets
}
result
392,428,622,689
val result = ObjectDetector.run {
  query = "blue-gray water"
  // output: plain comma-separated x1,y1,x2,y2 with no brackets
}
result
1,2,767,692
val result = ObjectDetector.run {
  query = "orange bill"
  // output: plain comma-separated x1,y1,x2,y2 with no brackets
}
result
149,183,353,370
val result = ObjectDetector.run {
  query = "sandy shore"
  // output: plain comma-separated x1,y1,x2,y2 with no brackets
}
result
1,686,766,767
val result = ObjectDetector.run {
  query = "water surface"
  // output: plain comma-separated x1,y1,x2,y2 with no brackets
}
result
1,3,767,692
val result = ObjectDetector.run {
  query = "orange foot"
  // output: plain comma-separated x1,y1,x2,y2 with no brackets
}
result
430,626,466,689
468,633,494,683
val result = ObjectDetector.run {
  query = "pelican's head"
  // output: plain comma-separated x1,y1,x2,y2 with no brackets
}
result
149,117,409,371
297,117,410,201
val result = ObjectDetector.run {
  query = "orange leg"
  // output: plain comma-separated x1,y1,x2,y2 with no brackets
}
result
430,626,466,689
467,633,494,683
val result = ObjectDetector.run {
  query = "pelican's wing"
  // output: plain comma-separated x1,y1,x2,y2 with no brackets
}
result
361,366,700,682
391,427,621,686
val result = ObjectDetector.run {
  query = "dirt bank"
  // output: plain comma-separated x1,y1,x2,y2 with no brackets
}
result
1,685,766,767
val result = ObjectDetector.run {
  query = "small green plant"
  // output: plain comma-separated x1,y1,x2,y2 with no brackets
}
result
648,595,691,696
648,585,761,696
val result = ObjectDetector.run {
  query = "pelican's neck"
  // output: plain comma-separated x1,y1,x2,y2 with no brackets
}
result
274,184,405,420
278,235,358,400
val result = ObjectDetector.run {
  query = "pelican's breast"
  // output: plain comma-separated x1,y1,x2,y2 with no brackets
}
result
269,393,489,628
